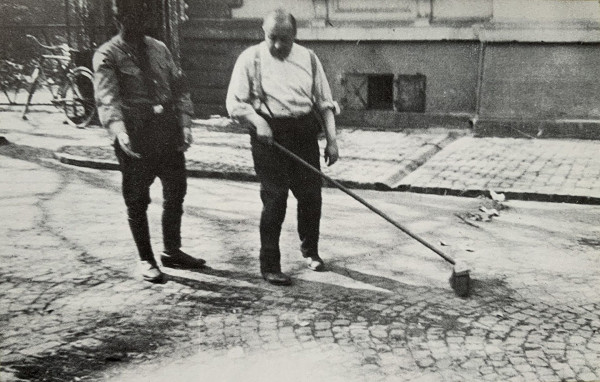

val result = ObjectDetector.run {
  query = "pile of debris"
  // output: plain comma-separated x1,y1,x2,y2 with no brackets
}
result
455,190,509,227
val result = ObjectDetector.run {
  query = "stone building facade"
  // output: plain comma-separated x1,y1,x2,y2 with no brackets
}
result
180,0,600,137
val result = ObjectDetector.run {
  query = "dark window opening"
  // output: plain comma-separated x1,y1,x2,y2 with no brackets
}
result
367,74,394,110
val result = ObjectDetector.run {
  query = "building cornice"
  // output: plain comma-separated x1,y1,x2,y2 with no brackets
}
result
183,19,600,43
299,22,600,43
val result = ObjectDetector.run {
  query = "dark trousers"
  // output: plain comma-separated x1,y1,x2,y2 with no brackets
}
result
115,144,187,264
250,113,322,273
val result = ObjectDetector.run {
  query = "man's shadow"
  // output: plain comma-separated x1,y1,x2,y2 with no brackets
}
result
325,263,409,292
160,262,432,300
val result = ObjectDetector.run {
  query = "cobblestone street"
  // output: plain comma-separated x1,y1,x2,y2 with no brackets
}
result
3,0,600,379
1,137,599,381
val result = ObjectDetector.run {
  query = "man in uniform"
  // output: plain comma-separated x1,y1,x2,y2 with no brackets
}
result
93,0,205,282
226,9,339,286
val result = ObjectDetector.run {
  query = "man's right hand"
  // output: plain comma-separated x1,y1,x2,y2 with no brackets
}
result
117,131,141,159
110,121,141,159
253,116,273,145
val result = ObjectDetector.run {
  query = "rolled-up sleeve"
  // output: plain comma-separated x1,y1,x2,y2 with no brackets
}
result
313,54,335,112
225,48,259,122
92,49,123,128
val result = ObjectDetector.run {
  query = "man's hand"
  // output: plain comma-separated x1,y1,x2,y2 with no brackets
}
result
324,140,339,166
253,116,273,145
109,120,140,158
117,131,141,159
180,113,192,129
177,114,193,152
178,126,193,152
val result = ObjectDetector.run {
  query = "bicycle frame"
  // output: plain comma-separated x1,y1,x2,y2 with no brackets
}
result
22,35,96,128
27,55,70,99
0,60,26,105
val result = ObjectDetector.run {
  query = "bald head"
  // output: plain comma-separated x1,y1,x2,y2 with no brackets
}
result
263,9,297,35
262,9,296,60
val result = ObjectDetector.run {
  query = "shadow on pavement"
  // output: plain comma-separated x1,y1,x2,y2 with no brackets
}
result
327,264,409,292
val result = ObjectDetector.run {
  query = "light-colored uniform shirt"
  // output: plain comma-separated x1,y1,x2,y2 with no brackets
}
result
226,41,335,120
93,34,194,129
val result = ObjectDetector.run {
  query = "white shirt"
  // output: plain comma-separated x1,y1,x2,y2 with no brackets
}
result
226,41,335,119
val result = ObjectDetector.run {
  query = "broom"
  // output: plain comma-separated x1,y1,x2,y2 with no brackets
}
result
248,99,471,297
266,138,471,297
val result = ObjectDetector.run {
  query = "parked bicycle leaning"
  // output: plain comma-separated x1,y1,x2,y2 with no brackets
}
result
21,34,96,128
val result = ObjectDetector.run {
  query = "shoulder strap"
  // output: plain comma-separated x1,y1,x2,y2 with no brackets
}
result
308,49,317,104
307,49,325,129
252,46,266,103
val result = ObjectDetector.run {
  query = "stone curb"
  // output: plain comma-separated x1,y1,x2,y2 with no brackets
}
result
53,142,600,205
55,152,260,182
55,152,120,171
400,186,600,205
374,133,457,190
54,151,410,191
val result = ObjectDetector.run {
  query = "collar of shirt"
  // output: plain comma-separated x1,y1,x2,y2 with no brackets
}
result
258,42,314,118
111,34,148,64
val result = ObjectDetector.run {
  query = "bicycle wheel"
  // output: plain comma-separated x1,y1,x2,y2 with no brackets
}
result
21,66,42,120
61,66,96,128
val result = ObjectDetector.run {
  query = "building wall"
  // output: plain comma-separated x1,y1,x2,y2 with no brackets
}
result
492,0,600,22
230,0,314,19
432,0,492,21
231,0,600,23
309,41,479,114
181,37,258,116
481,43,600,119
182,0,600,134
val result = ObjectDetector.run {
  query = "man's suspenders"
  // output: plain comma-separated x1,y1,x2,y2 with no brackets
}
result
251,47,318,108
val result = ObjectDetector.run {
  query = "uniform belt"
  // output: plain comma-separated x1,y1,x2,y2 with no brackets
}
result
124,102,175,116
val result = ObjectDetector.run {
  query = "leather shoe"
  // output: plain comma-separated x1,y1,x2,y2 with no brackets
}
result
140,261,164,283
161,249,206,269
305,255,325,271
261,271,292,286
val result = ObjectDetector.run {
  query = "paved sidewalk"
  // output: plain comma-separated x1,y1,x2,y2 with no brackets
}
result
48,117,459,187
2,108,600,204
57,125,458,188
400,137,600,203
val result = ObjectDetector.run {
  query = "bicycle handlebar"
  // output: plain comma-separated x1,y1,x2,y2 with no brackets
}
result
25,34,71,53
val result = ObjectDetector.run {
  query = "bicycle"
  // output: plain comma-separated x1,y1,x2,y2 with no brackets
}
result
0,59,27,105
21,34,96,128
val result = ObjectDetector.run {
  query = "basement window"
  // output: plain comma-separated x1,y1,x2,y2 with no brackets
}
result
341,73,394,110
395,73,426,113
367,74,394,110
342,73,426,112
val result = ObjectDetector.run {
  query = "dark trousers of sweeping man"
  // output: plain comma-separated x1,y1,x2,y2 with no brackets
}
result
226,8,340,286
